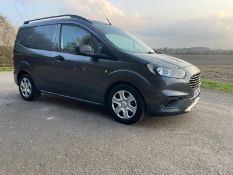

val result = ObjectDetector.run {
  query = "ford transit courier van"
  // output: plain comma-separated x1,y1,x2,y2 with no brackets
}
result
13,15,201,124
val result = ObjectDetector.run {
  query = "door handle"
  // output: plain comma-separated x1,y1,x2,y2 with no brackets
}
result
54,55,65,61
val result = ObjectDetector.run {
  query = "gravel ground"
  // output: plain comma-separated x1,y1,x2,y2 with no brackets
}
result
0,72,233,175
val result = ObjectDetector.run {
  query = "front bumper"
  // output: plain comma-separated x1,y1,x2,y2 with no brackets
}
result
143,65,201,115
147,90,201,115
185,97,200,112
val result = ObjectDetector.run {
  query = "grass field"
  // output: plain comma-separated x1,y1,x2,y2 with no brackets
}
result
175,54,233,66
177,55,233,92
0,67,13,72
202,79,233,93
200,65,233,83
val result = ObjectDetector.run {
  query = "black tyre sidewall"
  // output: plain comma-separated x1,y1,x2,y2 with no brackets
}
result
107,84,145,125
19,74,40,101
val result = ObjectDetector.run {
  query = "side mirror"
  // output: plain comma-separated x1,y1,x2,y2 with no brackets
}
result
75,45,94,55
75,45,117,61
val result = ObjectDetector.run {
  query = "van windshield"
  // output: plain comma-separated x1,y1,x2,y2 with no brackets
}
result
93,23,155,54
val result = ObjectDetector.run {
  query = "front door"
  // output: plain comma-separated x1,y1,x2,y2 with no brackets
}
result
50,24,115,102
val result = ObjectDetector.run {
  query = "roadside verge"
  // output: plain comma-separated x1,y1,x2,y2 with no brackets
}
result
202,79,233,93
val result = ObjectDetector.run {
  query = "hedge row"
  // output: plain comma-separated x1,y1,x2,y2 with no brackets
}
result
0,46,13,67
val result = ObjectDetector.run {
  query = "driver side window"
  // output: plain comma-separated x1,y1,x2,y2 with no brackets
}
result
60,25,104,54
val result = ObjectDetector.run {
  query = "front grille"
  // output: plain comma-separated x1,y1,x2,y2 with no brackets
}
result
189,73,201,89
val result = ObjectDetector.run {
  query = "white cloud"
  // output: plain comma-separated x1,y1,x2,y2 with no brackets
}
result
58,0,149,32
56,0,233,48
58,0,124,21
89,0,124,17
3,0,233,48
140,16,233,48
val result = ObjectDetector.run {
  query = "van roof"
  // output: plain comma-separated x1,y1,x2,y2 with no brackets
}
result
22,14,109,28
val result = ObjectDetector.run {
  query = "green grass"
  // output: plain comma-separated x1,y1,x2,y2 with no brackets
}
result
0,67,14,72
202,79,233,93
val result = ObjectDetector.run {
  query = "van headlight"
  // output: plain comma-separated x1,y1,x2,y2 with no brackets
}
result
147,64,186,79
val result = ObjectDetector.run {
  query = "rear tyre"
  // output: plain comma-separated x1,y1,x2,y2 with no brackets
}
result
19,74,40,101
107,84,145,125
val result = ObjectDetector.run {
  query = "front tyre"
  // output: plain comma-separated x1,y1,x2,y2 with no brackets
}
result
107,84,145,125
19,74,40,101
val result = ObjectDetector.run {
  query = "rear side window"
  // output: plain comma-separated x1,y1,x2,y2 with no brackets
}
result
17,25,56,51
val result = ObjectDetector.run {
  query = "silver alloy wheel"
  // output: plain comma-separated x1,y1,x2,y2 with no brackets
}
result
20,78,32,98
112,90,137,119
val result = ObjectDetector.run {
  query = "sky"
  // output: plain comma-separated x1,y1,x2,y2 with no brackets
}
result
0,0,233,49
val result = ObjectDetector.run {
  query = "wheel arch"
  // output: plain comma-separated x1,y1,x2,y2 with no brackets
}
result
17,70,30,85
16,61,34,85
104,81,147,112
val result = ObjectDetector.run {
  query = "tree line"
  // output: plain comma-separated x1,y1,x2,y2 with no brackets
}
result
0,16,16,67
155,47,233,55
